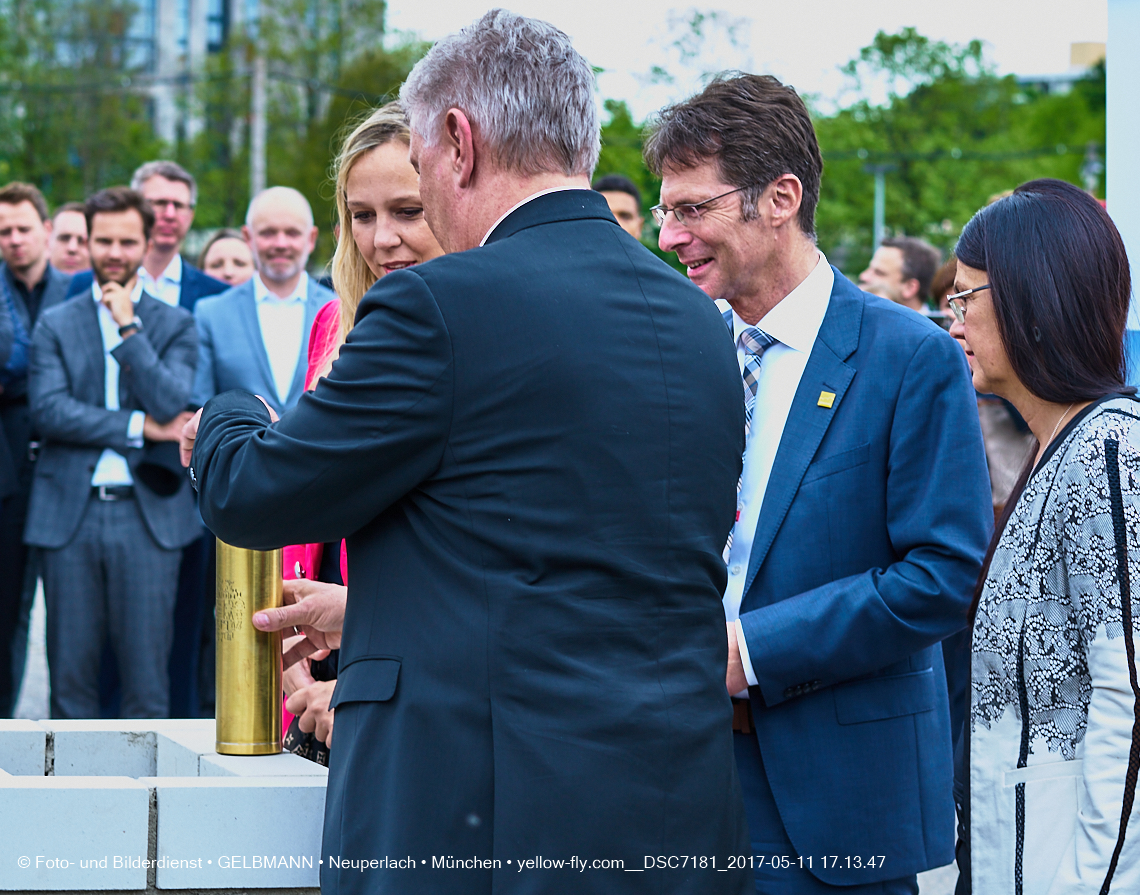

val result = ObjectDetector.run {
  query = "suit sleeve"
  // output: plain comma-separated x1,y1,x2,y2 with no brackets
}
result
739,329,991,706
28,312,136,451
191,303,217,409
192,270,453,550
113,308,198,422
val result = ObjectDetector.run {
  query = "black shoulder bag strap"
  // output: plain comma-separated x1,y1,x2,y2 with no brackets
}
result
1101,437,1140,894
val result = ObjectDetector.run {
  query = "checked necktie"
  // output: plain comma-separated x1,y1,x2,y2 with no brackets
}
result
723,308,776,560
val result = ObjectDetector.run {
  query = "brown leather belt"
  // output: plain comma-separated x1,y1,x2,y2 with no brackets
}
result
732,697,753,734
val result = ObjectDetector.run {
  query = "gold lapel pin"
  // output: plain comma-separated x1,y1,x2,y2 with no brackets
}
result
818,391,836,408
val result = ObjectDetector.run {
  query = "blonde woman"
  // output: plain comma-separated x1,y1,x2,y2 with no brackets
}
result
281,102,443,758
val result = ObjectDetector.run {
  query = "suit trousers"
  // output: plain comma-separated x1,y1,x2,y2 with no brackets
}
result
0,400,35,716
43,494,181,719
734,730,919,895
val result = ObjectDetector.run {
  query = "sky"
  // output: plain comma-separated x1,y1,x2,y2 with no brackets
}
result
386,0,1108,119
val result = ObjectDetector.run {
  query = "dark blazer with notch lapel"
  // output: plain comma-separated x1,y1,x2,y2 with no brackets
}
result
191,275,334,416
190,190,751,895
735,270,991,886
24,290,200,551
66,261,228,311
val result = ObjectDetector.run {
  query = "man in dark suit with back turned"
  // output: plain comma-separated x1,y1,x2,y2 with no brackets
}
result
647,74,992,894
26,187,199,719
183,11,750,894
0,181,72,716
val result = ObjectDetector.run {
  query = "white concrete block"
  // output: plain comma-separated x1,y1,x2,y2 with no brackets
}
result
145,776,326,889
0,719,47,775
46,728,157,778
200,751,328,778
156,725,218,777
0,776,149,891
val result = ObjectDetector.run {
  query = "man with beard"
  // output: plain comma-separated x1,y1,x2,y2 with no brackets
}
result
191,187,333,417
181,11,749,894
0,181,73,717
24,186,199,719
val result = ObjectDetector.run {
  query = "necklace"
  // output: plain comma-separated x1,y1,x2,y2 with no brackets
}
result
1046,402,1075,447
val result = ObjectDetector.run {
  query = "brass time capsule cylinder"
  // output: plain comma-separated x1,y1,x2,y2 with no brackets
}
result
215,540,283,755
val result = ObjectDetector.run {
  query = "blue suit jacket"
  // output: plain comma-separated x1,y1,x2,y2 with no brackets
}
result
189,191,751,894
191,276,335,416
737,271,991,884
66,261,228,311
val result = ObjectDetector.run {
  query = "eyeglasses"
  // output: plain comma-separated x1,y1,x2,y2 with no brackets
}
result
650,184,758,227
149,199,193,213
946,283,991,324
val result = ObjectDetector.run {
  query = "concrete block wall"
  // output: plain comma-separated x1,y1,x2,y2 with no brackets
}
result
0,720,324,893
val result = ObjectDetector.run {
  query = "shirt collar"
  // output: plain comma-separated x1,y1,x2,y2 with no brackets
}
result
92,278,144,305
253,270,308,305
721,253,833,354
160,254,182,284
479,187,590,247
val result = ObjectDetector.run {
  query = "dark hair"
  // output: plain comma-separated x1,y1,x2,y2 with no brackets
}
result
881,236,941,302
197,228,245,269
85,187,155,242
956,178,1131,404
962,178,1135,624
592,174,641,209
52,200,86,221
643,73,822,238
931,255,957,305
0,182,50,221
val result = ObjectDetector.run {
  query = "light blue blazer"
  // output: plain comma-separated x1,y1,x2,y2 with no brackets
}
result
192,276,334,417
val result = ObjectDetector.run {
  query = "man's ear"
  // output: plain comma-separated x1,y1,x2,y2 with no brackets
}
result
445,108,477,190
768,174,803,229
900,278,921,303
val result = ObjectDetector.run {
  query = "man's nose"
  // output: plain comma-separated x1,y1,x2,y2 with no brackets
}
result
657,217,689,254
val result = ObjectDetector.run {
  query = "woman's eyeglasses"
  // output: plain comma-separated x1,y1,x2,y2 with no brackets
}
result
946,283,991,324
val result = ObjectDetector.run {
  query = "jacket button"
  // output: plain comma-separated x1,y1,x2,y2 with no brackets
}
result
783,688,794,699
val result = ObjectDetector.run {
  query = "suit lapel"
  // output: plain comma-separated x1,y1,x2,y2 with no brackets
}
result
743,271,864,597
74,293,108,407
284,280,327,406
237,282,278,403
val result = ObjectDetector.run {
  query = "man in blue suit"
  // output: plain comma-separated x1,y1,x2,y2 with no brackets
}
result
183,12,750,894
67,161,228,312
191,187,333,417
647,75,992,893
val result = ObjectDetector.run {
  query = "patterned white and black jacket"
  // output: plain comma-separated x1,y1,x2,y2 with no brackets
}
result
971,396,1140,894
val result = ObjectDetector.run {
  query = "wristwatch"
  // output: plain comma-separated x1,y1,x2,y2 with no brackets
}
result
119,317,143,337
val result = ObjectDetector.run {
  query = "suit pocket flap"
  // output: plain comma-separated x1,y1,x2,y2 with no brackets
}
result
802,442,871,484
330,656,401,708
833,668,935,724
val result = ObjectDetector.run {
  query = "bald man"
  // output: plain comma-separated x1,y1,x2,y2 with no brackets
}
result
191,187,334,416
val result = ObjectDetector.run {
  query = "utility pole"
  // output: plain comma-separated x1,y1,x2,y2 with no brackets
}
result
863,163,896,251
250,53,267,196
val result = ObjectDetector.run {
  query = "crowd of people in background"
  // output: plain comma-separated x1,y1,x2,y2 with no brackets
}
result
1,11,1138,893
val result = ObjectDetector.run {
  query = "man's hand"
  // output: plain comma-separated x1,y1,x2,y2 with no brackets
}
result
254,579,346,668
100,276,138,328
179,396,279,468
726,622,749,694
286,680,336,747
145,410,194,443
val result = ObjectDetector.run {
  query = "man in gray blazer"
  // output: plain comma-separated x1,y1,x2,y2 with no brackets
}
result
25,187,199,719
192,187,334,416
0,181,73,717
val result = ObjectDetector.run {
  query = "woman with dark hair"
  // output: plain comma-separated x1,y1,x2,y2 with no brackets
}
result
950,178,1140,893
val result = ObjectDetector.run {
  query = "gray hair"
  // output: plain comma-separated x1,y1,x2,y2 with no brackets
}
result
130,160,197,206
400,9,600,178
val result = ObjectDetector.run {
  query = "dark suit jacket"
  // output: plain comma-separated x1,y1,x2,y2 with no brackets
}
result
24,291,200,550
66,260,228,311
192,191,751,894
0,262,72,500
736,271,991,885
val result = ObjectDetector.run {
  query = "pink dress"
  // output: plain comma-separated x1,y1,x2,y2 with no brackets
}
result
282,300,346,730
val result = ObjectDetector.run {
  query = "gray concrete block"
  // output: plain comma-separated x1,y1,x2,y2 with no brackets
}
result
145,777,325,890
0,776,149,891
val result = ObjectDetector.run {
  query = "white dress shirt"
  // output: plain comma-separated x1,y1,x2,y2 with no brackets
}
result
721,253,833,688
90,281,146,487
253,272,308,404
138,254,182,308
